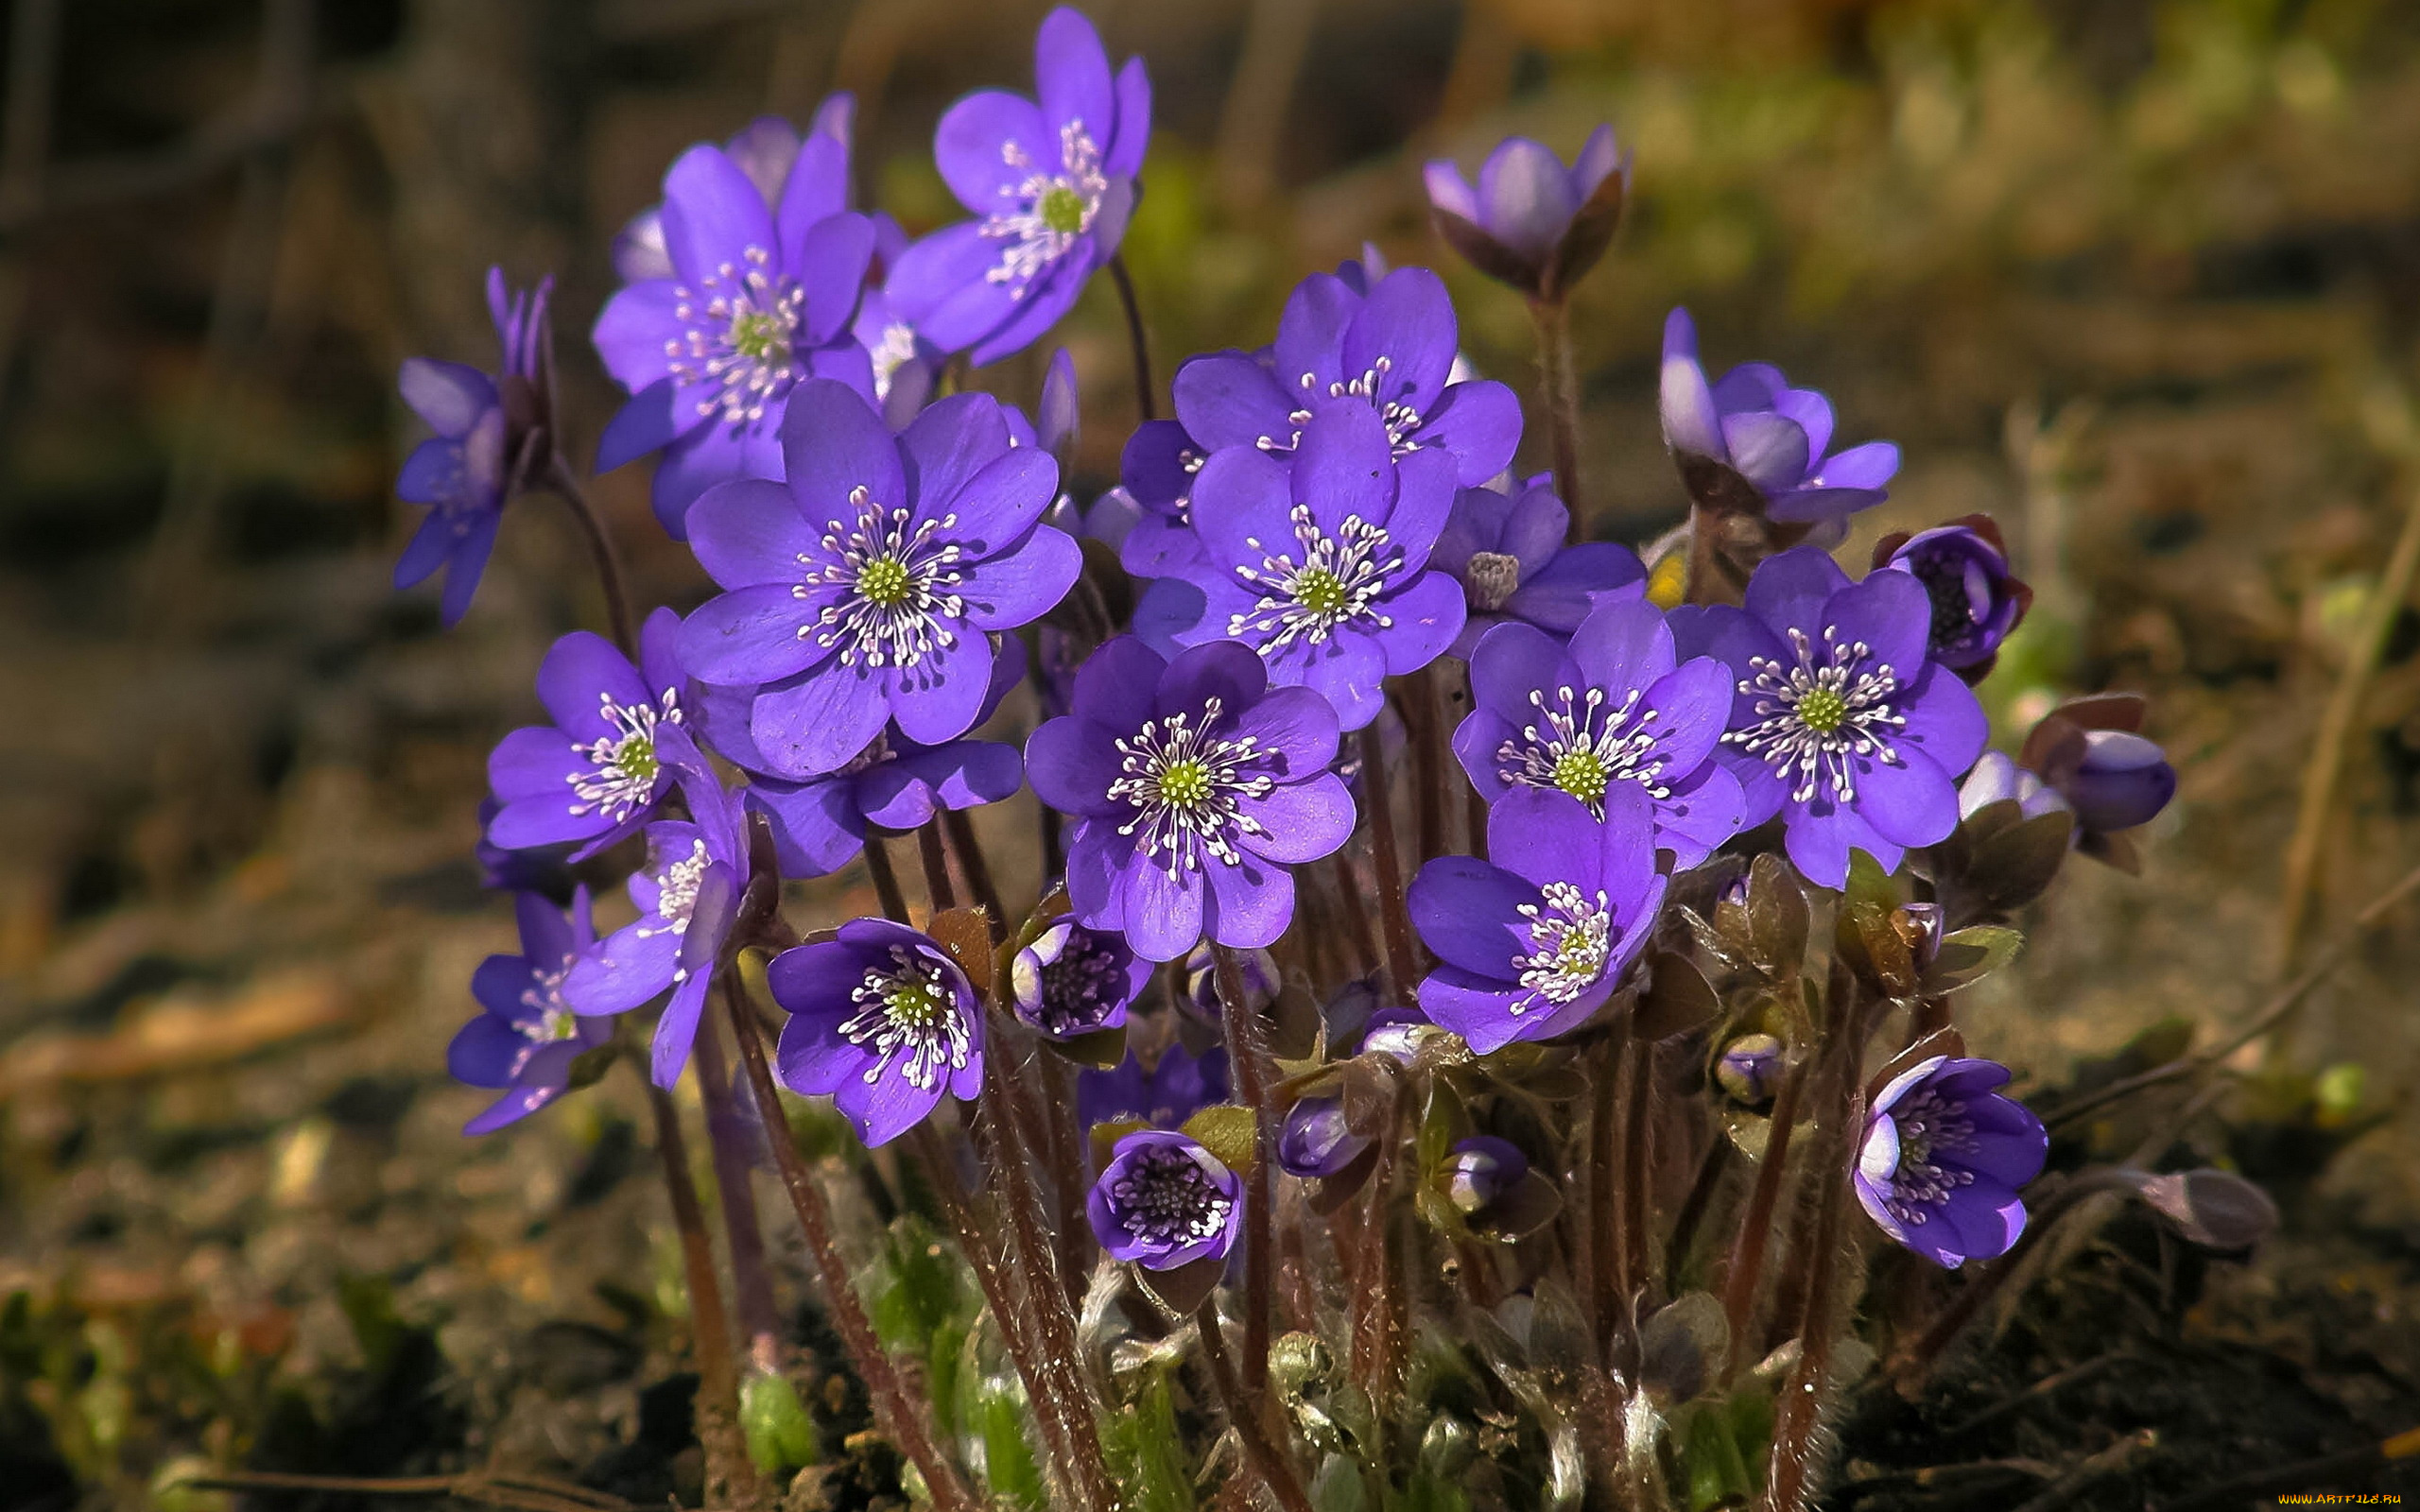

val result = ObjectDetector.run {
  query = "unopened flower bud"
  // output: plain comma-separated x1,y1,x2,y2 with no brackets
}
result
1873,517,2031,675
1276,1097,1369,1179
1425,127,1629,302
1716,1034,1784,1107
1184,941,1277,1022
2056,730,2176,834
1441,1136,1530,1216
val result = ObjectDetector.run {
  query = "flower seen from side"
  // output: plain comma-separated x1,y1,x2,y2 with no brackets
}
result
1430,475,1647,659
1456,598,1747,868
1872,515,2031,676
486,608,693,859
1028,637,1356,962
1010,915,1153,1040
769,919,984,1146
1672,547,1989,889
1407,786,1668,1054
886,8,1150,366
676,381,1079,775
1424,126,1628,302
1854,1055,2046,1268
448,889,614,1134
1088,1128,1243,1271
1659,307,1899,525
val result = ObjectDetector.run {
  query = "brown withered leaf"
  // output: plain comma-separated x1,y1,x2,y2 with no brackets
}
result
925,906,996,999
1634,950,1720,1040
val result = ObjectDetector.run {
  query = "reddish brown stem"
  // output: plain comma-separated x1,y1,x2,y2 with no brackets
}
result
645,1084,765,1508
1357,723,1420,994
1214,943,1279,1390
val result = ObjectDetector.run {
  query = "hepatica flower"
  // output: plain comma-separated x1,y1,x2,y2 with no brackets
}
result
1855,1056,2046,1268
1958,749,2069,823
1424,126,1628,302
592,129,875,538
1456,599,1745,868
1028,638,1355,961
769,919,985,1146
1010,915,1152,1040
1659,307,1898,525
677,381,1079,775
1408,786,1668,1055
1277,1097,1368,1179
487,608,692,859
448,889,614,1135
395,269,551,626
564,762,746,1089
1431,476,1647,660
688,644,1026,878
611,102,856,283
1088,1129,1243,1271
1673,548,1988,889
1873,515,2031,676
887,8,1150,366
1135,414,1466,730
1167,266,1518,488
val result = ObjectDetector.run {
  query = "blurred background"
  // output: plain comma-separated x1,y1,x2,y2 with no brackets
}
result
3,0,2420,1505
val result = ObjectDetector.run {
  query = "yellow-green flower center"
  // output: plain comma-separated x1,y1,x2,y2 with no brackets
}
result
1039,184,1088,236
856,555,914,608
1292,567,1349,619
1795,686,1848,734
728,309,792,364
1550,749,1609,805
1157,758,1213,809
612,736,659,787
885,978,945,1029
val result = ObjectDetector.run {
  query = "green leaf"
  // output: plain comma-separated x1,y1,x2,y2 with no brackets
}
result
1180,1104,1259,1174
1969,809,2075,912
1101,1369,1196,1512
739,1369,818,1475
1921,925,2023,994
1677,1400,1754,1511
975,1378,1046,1509
1310,1454,1368,1512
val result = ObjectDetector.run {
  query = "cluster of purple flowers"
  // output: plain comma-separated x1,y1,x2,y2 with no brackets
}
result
403,7,2198,1399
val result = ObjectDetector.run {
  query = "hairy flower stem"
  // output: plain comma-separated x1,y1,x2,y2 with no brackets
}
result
644,1082,767,1510
1719,1057,1806,1379
718,987,979,1512
1759,1104,1858,1512
1357,723,1421,995
1197,1304,1315,1512
916,820,959,913
940,807,1007,938
1349,1087,1409,1415
1213,943,1280,1391
1409,665,1452,865
1664,1135,1732,1288
1327,852,1381,980
864,835,913,924
1529,299,1585,539
1585,1034,1622,1354
691,1009,781,1354
1619,1031,1657,1312
543,454,636,659
1107,252,1157,422
977,1022,1121,1512
1037,1051,1095,1302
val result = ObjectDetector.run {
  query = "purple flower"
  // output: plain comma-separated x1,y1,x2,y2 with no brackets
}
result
1088,1128,1243,1271
1038,347,1080,464
1276,1097,1367,1178
1671,547,1989,889
1028,638,1356,961
852,285,942,429
1455,599,1748,868
1439,1135,1530,1216
2054,730,2175,833
689,644,1027,878
448,889,615,1134
562,760,746,1089
1078,1043,1229,1131
1165,266,1520,489
486,608,694,859
1132,415,1467,730
1855,1055,2046,1268
1424,126,1628,301
1958,750,2069,823
885,8,1150,366
591,122,876,538
1873,516,2032,675
612,102,857,283
769,918,985,1146
1659,308,1899,525
676,381,1080,775
395,269,553,625
1115,416,1213,576
1431,477,1647,659
1407,786,1668,1055
1010,916,1153,1040
1715,1033,1784,1107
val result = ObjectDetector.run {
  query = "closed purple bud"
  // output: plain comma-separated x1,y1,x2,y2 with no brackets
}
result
1011,916,1150,1040
1184,941,1278,1022
1277,1097,1369,1178
1088,1129,1244,1271
1715,1034,1784,1107
1876,518,2032,673
1441,1136,1530,1216
1357,1007,1430,1065
1038,347,1080,463
1958,751,2071,823
1424,126,1628,301
2058,730,2177,834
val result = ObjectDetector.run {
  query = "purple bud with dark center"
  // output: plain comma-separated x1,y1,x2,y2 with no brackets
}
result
1010,915,1152,1040
1277,1097,1369,1178
1874,517,2032,675
1088,1129,1244,1271
1715,1034,1784,1107
2055,730,2177,834
1441,1136,1530,1217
